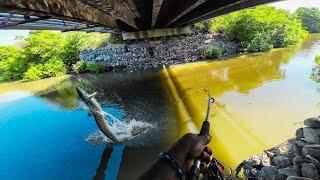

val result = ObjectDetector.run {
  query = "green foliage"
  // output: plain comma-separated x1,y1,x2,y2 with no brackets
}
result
0,31,109,82
203,45,223,59
247,32,273,52
209,6,308,52
60,33,85,68
0,46,28,81
23,58,67,81
23,66,44,81
86,63,105,73
315,55,320,64
194,20,212,33
23,31,65,64
295,7,320,33
72,61,87,73
108,34,125,44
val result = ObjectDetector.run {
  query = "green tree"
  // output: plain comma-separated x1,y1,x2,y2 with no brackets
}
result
0,31,109,82
295,7,320,33
0,46,28,81
209,6,308,52
60,33,85,69
315,55,320,64
23,31,65,64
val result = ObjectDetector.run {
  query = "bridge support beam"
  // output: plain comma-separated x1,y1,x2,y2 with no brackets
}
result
122,26,191,40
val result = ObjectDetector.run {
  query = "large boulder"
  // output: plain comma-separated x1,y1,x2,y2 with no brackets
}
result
296,128,304,139
302,146,320,159
304,155,320,166
260,166,278,180
301,163,319,180
303,128,320,144
272,156,291,168
304,117,320,128
278,167,299,177
292,156,304,165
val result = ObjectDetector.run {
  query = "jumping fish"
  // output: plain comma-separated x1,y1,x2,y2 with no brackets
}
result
76,87,119,143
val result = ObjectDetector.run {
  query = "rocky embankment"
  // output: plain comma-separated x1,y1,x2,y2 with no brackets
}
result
237,116,320,180
311,66,320,83
80,33,238,72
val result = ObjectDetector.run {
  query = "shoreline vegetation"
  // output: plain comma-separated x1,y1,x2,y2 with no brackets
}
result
0,6,320,82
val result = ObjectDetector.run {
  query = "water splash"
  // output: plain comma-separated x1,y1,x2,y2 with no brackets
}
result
86,111,154,145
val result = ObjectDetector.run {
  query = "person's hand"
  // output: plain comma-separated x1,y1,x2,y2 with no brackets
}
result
168,133,212,173
139,133,212,180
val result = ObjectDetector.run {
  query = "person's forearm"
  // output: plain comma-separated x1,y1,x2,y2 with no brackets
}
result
139,159,179,180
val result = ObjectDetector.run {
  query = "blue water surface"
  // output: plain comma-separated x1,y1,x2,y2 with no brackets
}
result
0,94,121,180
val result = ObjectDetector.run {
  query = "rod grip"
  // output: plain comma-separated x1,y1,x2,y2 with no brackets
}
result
200,121,210,135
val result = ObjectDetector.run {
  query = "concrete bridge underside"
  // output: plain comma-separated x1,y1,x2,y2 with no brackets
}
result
0,0,280,38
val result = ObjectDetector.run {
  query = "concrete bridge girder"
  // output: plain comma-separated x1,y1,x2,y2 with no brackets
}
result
0,0,281,37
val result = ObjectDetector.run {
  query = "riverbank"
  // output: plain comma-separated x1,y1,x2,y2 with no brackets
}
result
80,33,239,72
238,117,320,180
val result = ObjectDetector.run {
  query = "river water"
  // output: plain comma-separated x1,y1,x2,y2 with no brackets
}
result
0,34,319,179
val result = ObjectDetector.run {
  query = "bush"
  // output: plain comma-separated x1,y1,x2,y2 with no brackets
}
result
72,61,87,73
295,7,320,33
271,26,286,48
23,66,44,81
0,46,28,81
41,58,67,78
315,55,320,64
23,31,65,64
247,32,273,52
209,6,308,52
0,31,110,82
86,63,105,73
193,20,212,33
60,33,85,69
23,58,66,81
203,45,223,59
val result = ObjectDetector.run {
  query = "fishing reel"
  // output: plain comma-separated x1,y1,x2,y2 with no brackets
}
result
202,158,232,180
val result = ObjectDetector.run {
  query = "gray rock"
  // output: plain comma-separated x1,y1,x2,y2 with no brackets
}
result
296,128,304,139
272,156,291,168
293,164,302,176
245,155,261,167
304,155,320,165
304,117,320,128
304,144,320,150
265,150,276,159
288,140,303,156
79,34,239,73
278,167,299,177
292,156,304,165
244,166,260,178
301,163,319,180
286,176,313,180
302,146,320,159
260,166,278,180
260,160,271,167
303,128,320,144
297,140,313,147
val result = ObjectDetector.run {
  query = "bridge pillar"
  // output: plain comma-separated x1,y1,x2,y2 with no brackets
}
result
121,26,192,40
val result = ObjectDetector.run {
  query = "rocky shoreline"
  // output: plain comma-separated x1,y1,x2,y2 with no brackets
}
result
80,33,238,72
237,116,320,180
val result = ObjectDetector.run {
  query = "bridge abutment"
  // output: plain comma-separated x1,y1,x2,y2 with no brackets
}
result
121,26,192,40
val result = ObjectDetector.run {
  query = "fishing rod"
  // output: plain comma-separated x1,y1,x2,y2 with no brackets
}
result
188,89,214,180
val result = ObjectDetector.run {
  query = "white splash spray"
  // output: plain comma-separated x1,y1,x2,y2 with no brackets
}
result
86,111,154,145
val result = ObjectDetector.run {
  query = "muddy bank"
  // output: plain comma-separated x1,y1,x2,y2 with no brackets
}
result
80,33,238,72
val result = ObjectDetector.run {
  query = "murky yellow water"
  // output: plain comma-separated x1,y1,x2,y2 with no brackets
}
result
163,34,320,168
